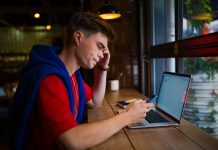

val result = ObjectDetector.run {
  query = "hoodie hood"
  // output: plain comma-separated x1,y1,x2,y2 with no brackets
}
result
25,45,67,74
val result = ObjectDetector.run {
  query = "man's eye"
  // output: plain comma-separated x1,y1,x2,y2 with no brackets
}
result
97,45,102,49
97,43,105,50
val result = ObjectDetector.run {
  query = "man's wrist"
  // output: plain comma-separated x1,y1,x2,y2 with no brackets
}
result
98,65,109,71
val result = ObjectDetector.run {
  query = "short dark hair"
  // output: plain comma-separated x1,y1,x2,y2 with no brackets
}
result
65,12,116,47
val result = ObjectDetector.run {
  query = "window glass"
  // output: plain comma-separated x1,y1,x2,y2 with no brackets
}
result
152,0,175,45
183,57,218,138
183,0,218,39
151,0,218,138
151,0,176,94
152,58,175,94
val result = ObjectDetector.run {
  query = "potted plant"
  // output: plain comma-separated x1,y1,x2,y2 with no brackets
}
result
184,57,218,80
184,0,213,36
183,57,218,138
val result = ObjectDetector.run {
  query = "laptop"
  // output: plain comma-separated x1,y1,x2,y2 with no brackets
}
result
128,72,191,128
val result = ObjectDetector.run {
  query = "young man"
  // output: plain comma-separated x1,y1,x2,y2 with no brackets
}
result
10,12,154,150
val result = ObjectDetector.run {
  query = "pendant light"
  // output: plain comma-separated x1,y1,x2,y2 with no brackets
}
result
97,0,121,20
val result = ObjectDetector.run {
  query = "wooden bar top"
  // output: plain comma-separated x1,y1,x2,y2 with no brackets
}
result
89,88,218,150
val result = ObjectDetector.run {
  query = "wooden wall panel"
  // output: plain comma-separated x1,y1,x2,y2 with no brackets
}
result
90,0,139,89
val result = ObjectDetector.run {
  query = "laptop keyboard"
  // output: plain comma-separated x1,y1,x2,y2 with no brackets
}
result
145,109,170,123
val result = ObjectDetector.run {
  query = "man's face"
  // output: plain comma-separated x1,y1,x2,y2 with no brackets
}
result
75,32,109,69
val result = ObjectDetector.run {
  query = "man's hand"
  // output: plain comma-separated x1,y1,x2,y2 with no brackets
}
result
124,99,155,125
98,48,110,68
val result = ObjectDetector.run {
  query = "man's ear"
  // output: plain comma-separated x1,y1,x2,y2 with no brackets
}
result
73,31,83,46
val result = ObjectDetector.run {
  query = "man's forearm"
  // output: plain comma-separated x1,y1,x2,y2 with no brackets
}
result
57,111,130,150
92,70,107,107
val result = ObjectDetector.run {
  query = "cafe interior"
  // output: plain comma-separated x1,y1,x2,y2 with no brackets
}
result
0,0,218,149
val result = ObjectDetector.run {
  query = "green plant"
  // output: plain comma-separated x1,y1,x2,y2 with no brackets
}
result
199,126,214,134
184,0,213,23
184,57,218,80
184,0,213,35
208,100,215,107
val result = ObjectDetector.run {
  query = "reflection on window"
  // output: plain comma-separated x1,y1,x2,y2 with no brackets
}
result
183,57,218,138
152,0,175,45
183,0,218,38
152,58,176,94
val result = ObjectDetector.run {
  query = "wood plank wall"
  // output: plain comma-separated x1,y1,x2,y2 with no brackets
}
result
88,0,140,89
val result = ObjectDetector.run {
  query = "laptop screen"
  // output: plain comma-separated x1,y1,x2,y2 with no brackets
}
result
156,72,191,120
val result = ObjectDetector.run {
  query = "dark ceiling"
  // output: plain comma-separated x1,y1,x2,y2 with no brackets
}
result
0,0,82,27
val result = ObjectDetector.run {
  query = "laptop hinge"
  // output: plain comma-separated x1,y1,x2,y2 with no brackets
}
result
156,107,180,123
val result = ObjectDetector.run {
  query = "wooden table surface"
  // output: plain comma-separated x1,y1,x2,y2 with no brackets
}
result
88,88,218,150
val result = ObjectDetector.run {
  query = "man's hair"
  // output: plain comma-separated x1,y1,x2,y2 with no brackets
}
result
65,12,116,47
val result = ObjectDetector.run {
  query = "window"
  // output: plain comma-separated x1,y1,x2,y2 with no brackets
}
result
183,0,218,39
149,0,218,138
150,0,176,94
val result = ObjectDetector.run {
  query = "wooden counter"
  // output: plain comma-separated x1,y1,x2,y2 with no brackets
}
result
88,89,218,150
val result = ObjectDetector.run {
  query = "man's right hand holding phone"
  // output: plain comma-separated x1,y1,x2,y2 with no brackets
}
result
123,99,155,125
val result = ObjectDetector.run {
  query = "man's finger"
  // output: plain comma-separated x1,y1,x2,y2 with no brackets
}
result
146,102,155,107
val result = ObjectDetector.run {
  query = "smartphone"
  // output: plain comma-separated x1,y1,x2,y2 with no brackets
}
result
147,95,158,103
117,96,157,108
117,100,129,108
117,99,146,108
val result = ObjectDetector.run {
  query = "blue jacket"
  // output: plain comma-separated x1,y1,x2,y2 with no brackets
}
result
9,45,86,150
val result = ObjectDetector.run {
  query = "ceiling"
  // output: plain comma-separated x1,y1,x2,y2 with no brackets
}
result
0,0,82,28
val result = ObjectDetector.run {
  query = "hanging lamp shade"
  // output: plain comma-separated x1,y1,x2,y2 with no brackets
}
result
97,0,121,20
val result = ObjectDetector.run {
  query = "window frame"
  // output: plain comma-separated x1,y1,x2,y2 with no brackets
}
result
150,0,218,67
147,0,218,95
150,32,218,58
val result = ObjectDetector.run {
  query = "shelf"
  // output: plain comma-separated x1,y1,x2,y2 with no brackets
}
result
0,53,28,81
